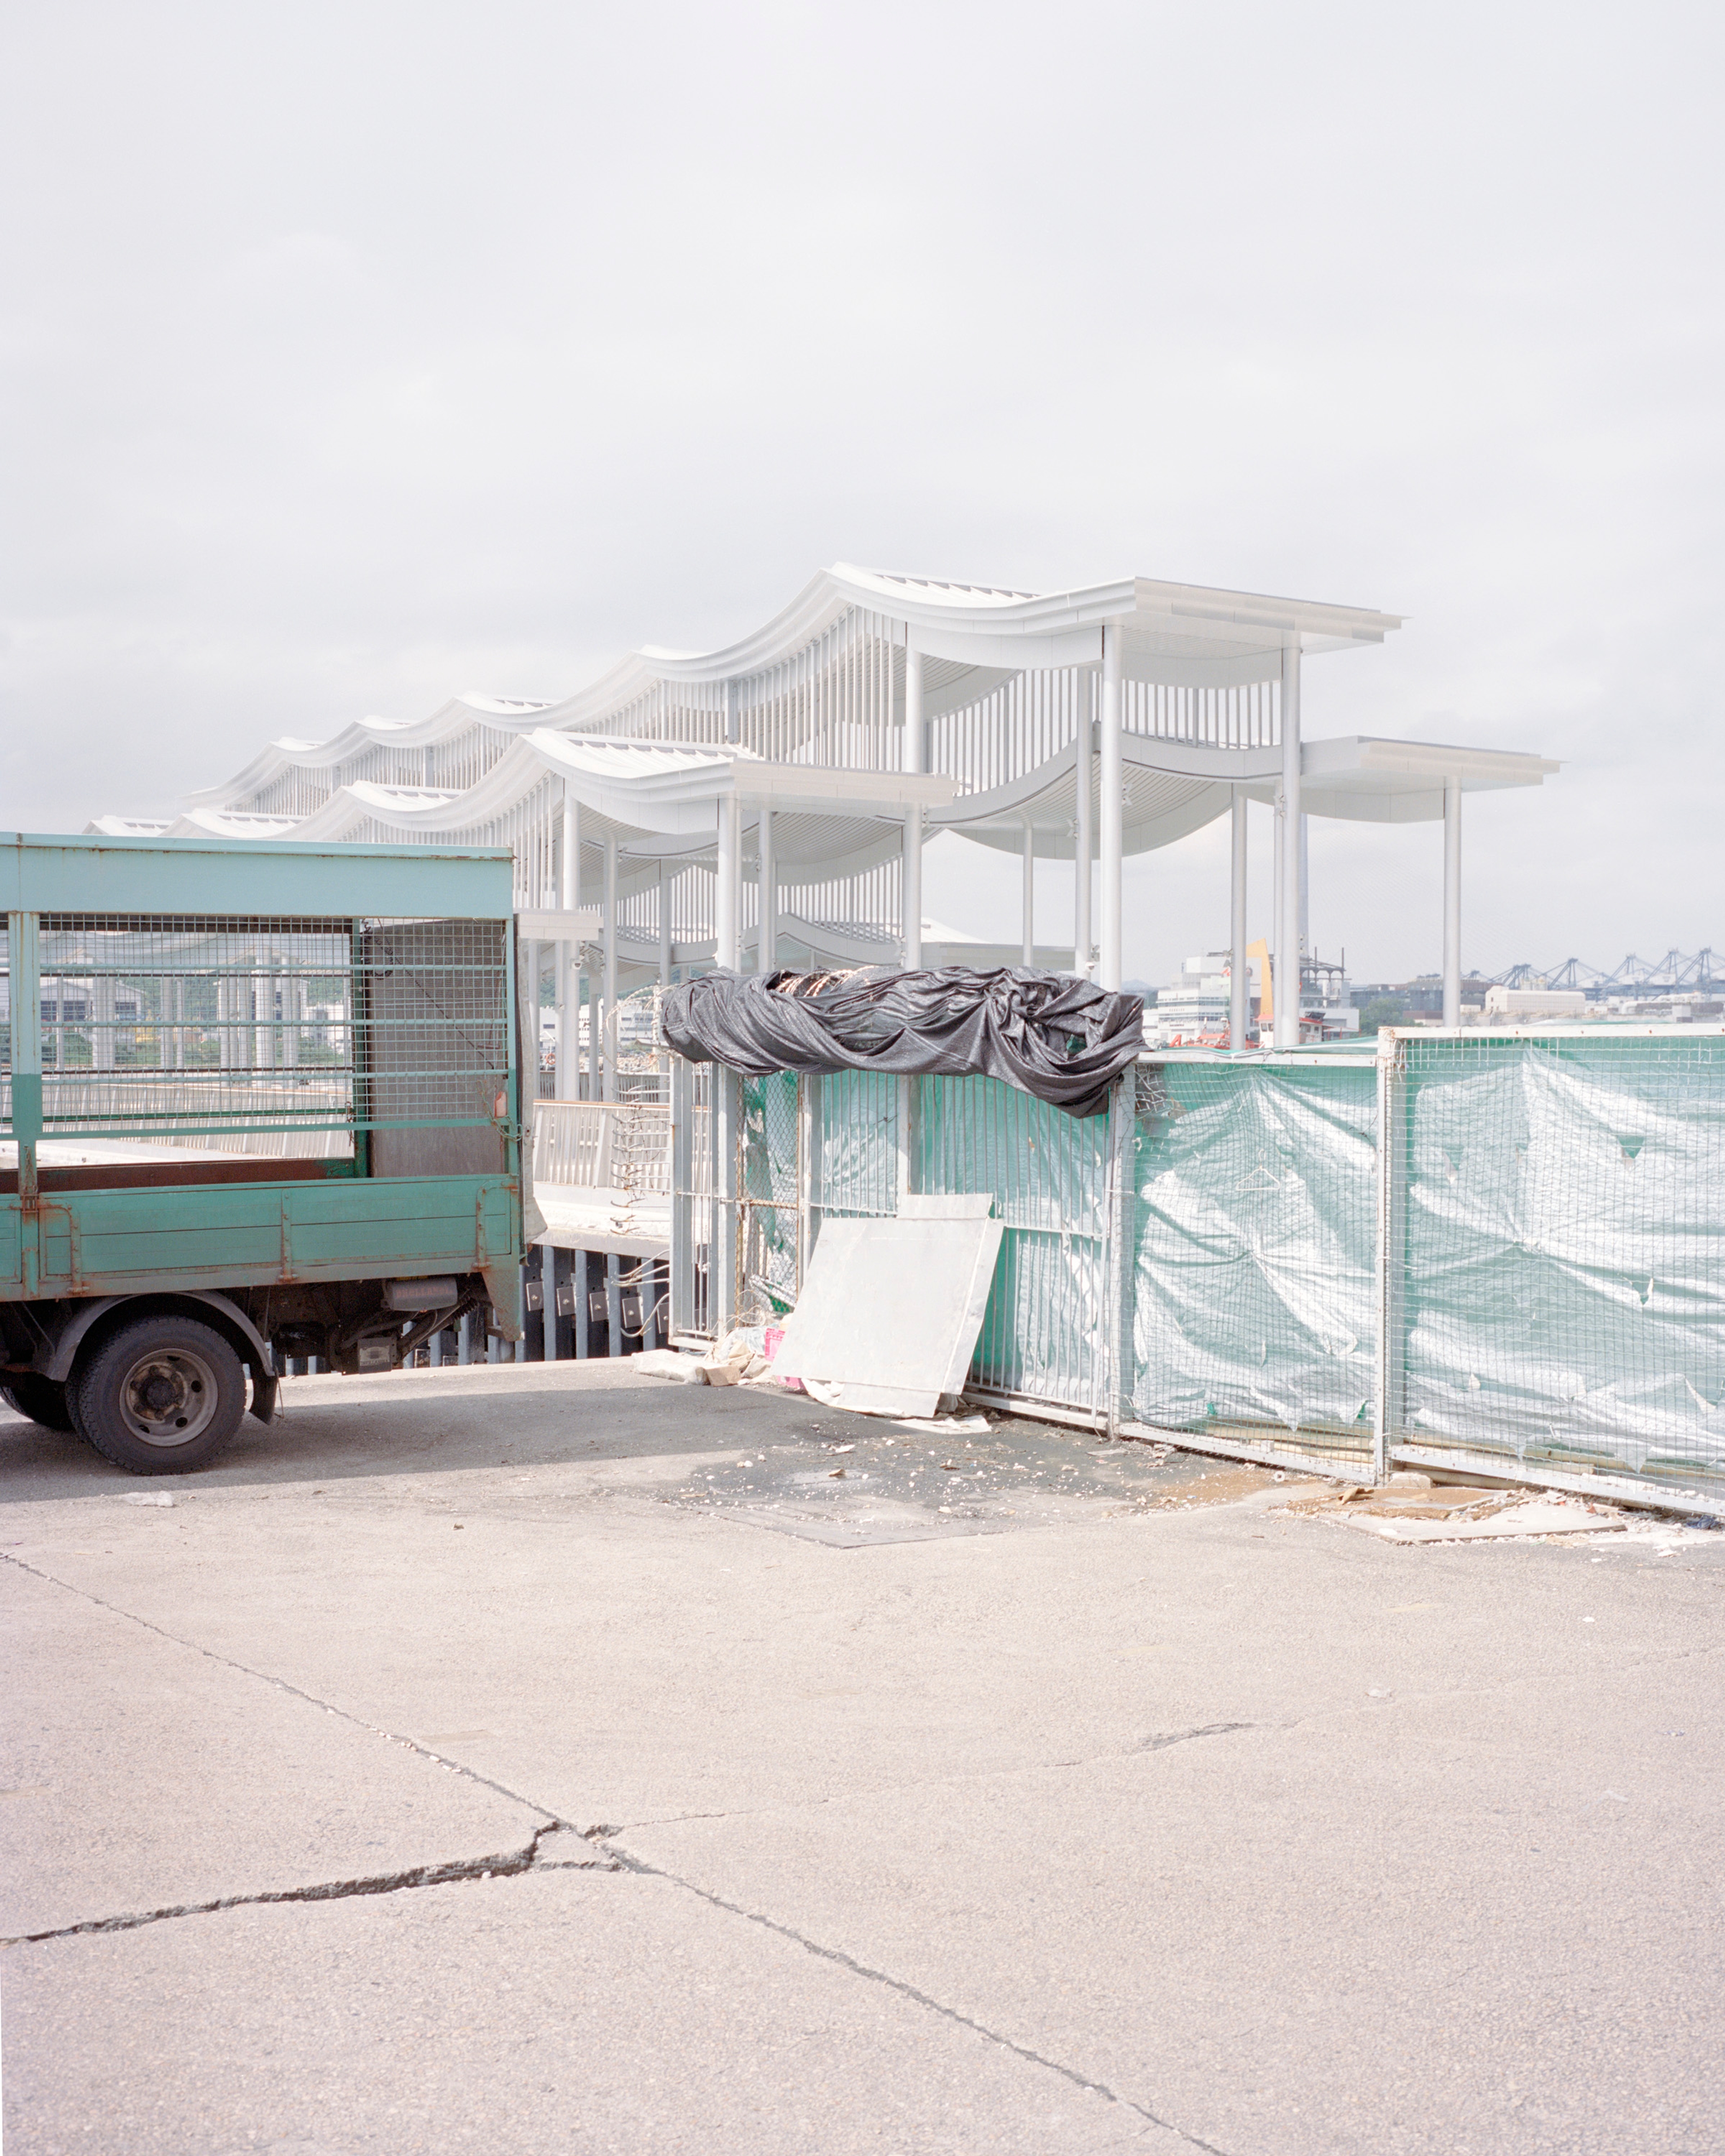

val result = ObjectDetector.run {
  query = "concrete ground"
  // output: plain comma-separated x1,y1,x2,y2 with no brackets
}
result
4,1361,1723,2156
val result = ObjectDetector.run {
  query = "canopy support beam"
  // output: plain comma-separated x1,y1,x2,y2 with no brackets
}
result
1443,780,1463,1026
1274,641,1302,1047
1230,787,1249,1050
1099,626,1123,990
716,794,740,974
1021,813,1035,967
902,647,924,969
602,834,619,1102
1073,667,1092,978
758,810,776,975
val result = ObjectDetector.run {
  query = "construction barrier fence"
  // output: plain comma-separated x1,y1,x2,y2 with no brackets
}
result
670,1028,1725,1511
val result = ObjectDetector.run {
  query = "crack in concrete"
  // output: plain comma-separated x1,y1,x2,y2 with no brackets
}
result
1,1556,1248,2144
4,1822,619,1946
1136,1720,1253,1753
597,1834,1233,2155
0,1552,554,1818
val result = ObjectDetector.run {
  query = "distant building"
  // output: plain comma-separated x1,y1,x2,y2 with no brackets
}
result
1150,950,1356,1047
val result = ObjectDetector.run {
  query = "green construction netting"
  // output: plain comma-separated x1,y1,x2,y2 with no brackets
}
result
917,1075,1115,1412
1395,1034,1725,1487
1132,1062,1378,1454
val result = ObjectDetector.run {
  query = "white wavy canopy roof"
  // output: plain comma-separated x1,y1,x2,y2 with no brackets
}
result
91,564,1555,868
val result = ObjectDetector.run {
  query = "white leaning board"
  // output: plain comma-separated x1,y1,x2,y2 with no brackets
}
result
769,1199,1004,1418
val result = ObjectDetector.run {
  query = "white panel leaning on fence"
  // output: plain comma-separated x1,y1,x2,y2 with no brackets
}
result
667,1025,1725,1517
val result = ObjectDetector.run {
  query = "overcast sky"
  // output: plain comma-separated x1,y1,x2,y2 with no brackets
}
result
4,0,1721,984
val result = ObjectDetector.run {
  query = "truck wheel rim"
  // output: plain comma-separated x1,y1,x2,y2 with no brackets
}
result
118,1349,220,1446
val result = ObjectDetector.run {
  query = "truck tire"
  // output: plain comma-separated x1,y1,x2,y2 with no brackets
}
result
0,1374,75,1431
69,1315,248,1476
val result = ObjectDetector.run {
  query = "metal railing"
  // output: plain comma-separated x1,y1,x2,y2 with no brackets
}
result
531,1099,672,1193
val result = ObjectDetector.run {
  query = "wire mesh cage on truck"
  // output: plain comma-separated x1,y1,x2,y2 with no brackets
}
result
1,834,530,1474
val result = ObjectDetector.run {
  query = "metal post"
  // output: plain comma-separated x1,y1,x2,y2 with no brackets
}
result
1443,781,1463,1027
9,914,42,1290
670,1053,692,1334
1371,1032,1402,1485
602,835,618,1103
1105,1068,1135,1436
542,1241,559,1362
1275,639,1302,1047
606,1252,624,1358
1099,626,1123,991
1230,787,1249,1049
757,809,776,975
1298,811,1311,969
574,1250,590,1358
902,645,924,969
714,1068,741,1332
1073,667,1093,978
716,794,740,972
797,1071,822,1288
1021,814,1035,968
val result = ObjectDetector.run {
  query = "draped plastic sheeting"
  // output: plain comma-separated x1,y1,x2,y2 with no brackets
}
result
664,967,1142,1118
1396,1036,1725,1483
1132,1062,1378,1458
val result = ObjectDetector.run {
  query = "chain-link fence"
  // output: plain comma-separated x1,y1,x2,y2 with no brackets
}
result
919,1074,1125,1426
1132,1058,1379,1473
1385,1031,1725,1502
667,1029,1725,1505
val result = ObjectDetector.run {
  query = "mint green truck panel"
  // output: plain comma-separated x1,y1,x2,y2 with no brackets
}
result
15,1175,519,1299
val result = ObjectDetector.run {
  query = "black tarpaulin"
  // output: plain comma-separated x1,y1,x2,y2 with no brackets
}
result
660,967,1143,1119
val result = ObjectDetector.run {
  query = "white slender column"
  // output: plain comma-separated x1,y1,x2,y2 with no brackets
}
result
1274,639,1302,1047
1021,814,1035,967
1098,626,1123,991
1272,780,1285,1036
1443,781,1463,1027
532,942,545,1087
658,861,672,985
1073,667,1093,978
581,971,594,1100
1298,811,1311,966
1229,787,1248,1050
716,792,741,972
757,811,776,975
558,788,579,1100
602,835,619,1103
902,645,924,970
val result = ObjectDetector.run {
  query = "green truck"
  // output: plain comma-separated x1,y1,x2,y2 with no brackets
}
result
1,834,530,1473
